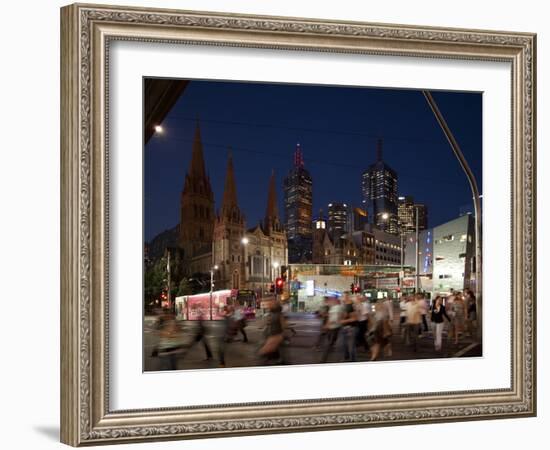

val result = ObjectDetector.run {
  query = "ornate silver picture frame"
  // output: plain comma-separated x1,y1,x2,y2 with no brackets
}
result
60,3,536,446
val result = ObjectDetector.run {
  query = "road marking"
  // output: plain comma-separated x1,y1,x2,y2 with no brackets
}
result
453,342,479,357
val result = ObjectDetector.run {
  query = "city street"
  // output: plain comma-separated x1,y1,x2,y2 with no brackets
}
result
143,310,481,371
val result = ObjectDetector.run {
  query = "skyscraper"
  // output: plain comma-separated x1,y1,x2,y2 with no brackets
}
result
350,206,369,232
327,202,348,241
398,196,428,235
361,139,399,235
283,143,313,262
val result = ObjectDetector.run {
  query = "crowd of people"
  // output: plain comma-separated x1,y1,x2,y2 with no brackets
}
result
149,289,477,370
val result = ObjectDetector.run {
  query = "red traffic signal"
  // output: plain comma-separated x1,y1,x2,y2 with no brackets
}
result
275,277,284,294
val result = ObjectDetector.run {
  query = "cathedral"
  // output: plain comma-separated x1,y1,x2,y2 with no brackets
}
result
178,122,287,293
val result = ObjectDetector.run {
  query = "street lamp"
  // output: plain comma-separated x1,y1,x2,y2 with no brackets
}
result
423,90,483,341
209,265,218,320
154,124,163,134
241,236,250,289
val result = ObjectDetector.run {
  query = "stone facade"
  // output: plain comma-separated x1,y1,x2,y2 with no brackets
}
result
212,153,246,290
178,123,215,259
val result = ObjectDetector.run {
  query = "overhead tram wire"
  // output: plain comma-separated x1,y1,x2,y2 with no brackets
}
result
147,134,475,188
166,114,448,147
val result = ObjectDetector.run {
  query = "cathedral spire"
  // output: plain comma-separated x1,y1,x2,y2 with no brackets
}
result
189,121,207,180
264,170,280,232
220,150,239,216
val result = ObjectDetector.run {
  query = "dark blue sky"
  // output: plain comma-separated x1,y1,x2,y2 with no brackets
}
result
144,80,482,242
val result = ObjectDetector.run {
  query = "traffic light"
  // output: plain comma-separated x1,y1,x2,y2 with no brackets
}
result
280,265,288,281
275,277,284,294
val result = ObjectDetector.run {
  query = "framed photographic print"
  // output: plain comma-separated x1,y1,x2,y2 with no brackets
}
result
60,3,536,446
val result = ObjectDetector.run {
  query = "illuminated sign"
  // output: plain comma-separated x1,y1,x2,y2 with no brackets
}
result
306,280,315,296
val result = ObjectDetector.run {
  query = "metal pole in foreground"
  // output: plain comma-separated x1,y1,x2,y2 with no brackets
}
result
400,233,404,291
166,249,172,312
422,90,482,341
209,269,214,321
415,206,420,293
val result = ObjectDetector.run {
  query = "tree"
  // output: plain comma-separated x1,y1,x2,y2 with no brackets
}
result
176,277,193,296
144,257,167,307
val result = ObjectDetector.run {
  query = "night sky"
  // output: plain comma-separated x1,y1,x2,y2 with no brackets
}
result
144,80,482,242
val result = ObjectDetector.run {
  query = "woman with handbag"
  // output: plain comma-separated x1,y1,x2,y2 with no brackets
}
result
431,296,451,351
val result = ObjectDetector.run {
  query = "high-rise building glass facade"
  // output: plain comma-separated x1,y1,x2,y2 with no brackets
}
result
398,196,428,235
327,202,348,241
284,144,313,262
398,196,415,235
361,139,399,234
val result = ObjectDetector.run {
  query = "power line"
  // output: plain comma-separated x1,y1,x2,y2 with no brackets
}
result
148,135,476,188
164,114,446,146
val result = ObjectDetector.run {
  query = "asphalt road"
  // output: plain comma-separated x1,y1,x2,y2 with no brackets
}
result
143,311,481,371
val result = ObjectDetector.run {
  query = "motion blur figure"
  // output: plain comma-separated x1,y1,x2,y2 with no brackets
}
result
369,301,393,361
340,293,359,362
405,295,422,351
450,293,466,345
315,297,330,350
320,296,343,363
156,316,185,370
194,313,213,361
232,303,248,343
464,288,477,337
355,295,370,353
258,300,286,365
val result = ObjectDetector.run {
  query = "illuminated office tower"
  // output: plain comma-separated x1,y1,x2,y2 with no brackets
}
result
361,139,399,234
283,143,313,262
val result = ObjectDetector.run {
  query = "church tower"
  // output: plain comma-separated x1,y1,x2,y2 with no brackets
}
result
213,152,246,289
263,171,288,280
179,122,215,258
264,171,284,235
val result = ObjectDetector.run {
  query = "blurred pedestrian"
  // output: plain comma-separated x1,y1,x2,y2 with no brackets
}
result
399,295,408,340
431,296,451,351
355,295,370,353
281,300,296,338
368,301,393,361
194,313,213,361
405,295,422,351
218,305,234,367
315,297,330,350
321,296,343,363
155,316,185,370
233,304,248,343
464,288,477,337
340,293,359,362
450,293,466,345
258,300,286,364
418,294,429,335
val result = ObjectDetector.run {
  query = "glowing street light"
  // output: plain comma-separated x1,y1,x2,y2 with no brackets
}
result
241,237,249,245
154,125,163,134
381,212,389,220
209,265,219,320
